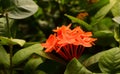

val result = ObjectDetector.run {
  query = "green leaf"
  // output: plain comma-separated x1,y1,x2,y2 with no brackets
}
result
0,18,5,35
114,25,120,43
60,0,69,5
91,0,116,25
7,0,38,19
99,47,120,73
64,58,93,74
93,30,116,46
64,14,92,30
24,42,66,65
82,51,108,73
83,51,106,67
23,42,40,47
11,39,26,46
0,45,10,68
113,16,120,24
34,7,43,18
0,17,14,36
93,17,114,31
0,36,26,46
0,37,11,45
111,0,120,16
24,57,44,74
89,0,109,11
12,44,43,66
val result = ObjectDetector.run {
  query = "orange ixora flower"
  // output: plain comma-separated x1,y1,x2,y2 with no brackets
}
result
41,24,97,61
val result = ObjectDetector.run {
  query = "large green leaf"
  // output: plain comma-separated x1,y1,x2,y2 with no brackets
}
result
93,17,114,31
99,47,120,73
0,36,26,46
64,14,92,30
12,44,43,66
111,0,120,16
7,0,38,19
93,30,116,46
82,51,108,73
89,0,109,11
11,39,26,46
24,57,44,74
0,45,10,68
83,51,106,67
91,0,116,25
23,42,66,65
64,58,93,74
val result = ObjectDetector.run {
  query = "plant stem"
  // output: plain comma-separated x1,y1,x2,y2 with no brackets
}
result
5,13,11,38
10,44,13,74
5,13,13,74
118,25,120,48
1,65,7,74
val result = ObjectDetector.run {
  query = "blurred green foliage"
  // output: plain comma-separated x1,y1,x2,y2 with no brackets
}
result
0,0,120,74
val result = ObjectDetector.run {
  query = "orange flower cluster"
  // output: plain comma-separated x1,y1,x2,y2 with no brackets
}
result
41,24,97,61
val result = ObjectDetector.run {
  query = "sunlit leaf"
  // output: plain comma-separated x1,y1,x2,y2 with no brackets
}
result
114,25,120,43
64,14,92,30
11,39,26,46
24,57,44,74
113,16,120,24
64,58,93,74
0,37,11,45
7,0,38,19
99,47,120,73
111,0,120,16
0,45,10,68
12,44,43,66
0,36,26,46
91,0,116,25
